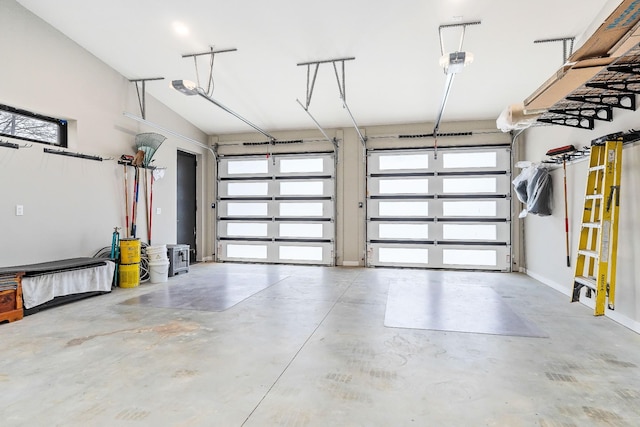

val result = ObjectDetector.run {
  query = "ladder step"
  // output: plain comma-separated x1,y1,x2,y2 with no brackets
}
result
586,194,603,200
589,165,605,172
582,222,601,229
578,250,599,258
575,276,597,290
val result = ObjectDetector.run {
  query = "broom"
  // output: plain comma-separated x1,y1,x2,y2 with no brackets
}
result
546,144,575,267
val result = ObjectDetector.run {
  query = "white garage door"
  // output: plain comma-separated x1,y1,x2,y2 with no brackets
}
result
217,153,335,265
367,147,511,271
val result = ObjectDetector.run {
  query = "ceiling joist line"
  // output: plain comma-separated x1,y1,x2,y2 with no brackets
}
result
129,77,165,120
296,57,366,148
173,47,276,143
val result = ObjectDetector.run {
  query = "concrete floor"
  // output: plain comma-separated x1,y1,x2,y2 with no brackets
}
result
2,262,640,426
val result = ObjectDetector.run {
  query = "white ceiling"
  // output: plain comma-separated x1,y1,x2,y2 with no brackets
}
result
18,0,614,136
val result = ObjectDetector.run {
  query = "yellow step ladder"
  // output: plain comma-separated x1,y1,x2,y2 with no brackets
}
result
571,138,623,316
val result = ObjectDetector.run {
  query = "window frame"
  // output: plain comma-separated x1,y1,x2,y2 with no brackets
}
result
0,104,68,147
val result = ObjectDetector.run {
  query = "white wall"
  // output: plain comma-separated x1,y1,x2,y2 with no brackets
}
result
0,0,209,267
522,114,640,331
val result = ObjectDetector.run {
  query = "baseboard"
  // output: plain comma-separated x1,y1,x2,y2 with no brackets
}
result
525,270,640,334
525,270,571,297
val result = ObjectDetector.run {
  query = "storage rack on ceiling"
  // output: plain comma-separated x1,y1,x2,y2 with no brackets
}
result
537,44,640,131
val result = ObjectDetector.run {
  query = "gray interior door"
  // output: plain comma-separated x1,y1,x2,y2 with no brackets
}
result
177,150,197,260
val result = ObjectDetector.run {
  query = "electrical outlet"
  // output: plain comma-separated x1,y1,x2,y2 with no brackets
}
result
156,208,161,215
16,205,24,216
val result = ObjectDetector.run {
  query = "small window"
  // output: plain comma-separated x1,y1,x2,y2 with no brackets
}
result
227,182,269,196
279,181,324,196
378,201,429,217
379,178,429,194
279,223,323,238
443,152,496,169
379,223,429,239
379,154,428,170
227,159,269,175
227,202,269,216
0,104,67,147
379,247,429,264
279,246,323,261
227,223,268,237
280,157,324,173
279,202,323,217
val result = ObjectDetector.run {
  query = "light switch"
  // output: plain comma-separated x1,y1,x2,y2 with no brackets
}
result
16,205,24,216
156,208,162,215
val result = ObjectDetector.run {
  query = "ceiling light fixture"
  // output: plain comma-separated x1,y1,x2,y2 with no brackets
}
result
171,79,199,96
172,22,189,36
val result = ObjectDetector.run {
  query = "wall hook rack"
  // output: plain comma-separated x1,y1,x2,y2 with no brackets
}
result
0,139,33,149
44,147,109,162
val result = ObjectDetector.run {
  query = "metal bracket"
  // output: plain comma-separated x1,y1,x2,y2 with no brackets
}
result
607,64,640,75
538,115,594,130
296,57,365,147
566,94,636,111
129,77,165,119
548,106,613,121
182,47,237,97
438,21,482,57
586,80,640,94
533,37,575,64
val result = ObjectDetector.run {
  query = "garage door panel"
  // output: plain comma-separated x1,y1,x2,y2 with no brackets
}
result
220,221,271,238
368,152,430,174
278,221,334,239
367,222,430,241
218,180,272,198
278,200,330,217
276,155,334,176
368,176,431,196
368,244,430,268
220,157,271,177
433,198,510,218
367,199,430,218
278,179,333,197
367,146,511,271
441,245,511,270
222,243,270,262
218,153,335,265
439,174,510,195
367,243,510,270
278,243,332,264
440,149,510,172
218,200,272,218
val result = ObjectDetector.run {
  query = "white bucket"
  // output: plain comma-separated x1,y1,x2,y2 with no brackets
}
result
148,259,170,283
146,245,168,262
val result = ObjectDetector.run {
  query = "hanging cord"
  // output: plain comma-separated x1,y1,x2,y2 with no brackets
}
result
206,50,216,97
193,56,201,89
193,48,216,97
